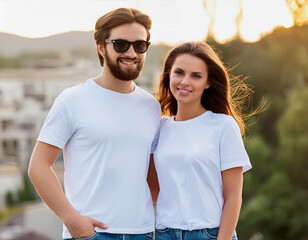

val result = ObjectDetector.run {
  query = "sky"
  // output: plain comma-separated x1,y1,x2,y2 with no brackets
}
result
0,0,294,45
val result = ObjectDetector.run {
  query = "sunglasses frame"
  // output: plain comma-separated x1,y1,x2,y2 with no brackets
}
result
105,39,151,54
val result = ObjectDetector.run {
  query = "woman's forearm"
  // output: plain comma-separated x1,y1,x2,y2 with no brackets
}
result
218,167,243,240
217,196,242,240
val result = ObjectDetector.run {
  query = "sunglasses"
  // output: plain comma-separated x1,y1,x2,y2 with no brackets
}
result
105,39,151,54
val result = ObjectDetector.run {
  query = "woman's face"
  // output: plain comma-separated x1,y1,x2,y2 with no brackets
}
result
169,54,210,107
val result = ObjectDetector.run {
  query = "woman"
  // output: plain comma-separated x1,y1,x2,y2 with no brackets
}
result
152,41,252,240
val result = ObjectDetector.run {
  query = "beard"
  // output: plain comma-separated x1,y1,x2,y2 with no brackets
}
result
104,50,144,81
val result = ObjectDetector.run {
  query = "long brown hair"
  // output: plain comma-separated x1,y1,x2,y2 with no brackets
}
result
157,41,253,135
94,8,152,67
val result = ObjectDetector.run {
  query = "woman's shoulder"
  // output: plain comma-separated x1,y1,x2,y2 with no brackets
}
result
206,111,234,123
205,111,239,130
159,115,175,126
161,115,173,121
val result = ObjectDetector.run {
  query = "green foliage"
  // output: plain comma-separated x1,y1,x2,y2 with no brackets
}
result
208,25,308,239
278,87,308,188
239,172,308,240
4,172,37,208
0,51,62,68
5,191,16,208
0,54,22,68
243,133,272,198
211,25,308,147
17,172,37,203
0,207,22,225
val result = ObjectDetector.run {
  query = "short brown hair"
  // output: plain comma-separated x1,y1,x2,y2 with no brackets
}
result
94,8,152,67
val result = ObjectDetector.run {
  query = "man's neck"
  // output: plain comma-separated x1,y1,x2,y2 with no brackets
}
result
93,70,135,94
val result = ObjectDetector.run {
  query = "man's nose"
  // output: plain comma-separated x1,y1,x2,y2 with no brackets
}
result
124,44,137,57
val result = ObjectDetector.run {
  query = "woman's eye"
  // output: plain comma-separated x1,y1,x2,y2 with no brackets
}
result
174,70,183,75
192,75,201,79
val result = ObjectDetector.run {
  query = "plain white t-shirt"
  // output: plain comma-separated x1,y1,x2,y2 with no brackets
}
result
38,79,161,239
154,111,251,230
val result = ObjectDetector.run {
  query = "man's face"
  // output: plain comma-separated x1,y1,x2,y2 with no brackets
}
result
103,22,148,81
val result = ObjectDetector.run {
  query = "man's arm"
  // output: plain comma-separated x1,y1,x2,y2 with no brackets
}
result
28,141,107,239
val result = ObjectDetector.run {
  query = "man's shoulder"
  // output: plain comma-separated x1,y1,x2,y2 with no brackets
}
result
135,85,158,102
57,79,90,101
134,85,161,116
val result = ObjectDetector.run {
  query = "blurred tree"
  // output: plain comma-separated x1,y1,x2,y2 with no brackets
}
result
5,191,16,208
203,0,243,41
286,0,308,26
17,172,37,204
239,171,308,240
243,132,272,199
203,0,217,40
238,86,308,239
277,86,308,189
213,24,308,147
209,24,308,239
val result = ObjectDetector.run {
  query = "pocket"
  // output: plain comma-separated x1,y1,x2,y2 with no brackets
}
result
155,228,170,233
73,232,98,240
145,231,154,239
203,227,219,239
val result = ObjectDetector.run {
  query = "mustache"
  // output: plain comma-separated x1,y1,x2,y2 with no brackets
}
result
117,57,139,62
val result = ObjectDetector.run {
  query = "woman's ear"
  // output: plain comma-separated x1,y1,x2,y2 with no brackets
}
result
205,83,211,89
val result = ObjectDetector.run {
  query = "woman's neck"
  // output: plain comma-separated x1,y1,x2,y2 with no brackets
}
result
175,103,207,121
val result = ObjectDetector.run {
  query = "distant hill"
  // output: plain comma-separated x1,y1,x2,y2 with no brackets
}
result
0,31,96,56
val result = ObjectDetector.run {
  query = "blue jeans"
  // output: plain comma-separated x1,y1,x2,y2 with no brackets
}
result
155,228,238,240
65,231,154,240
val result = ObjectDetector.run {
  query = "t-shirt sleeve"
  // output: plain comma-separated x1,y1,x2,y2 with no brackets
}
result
219,117,252,173
150,101,162,154
37,95,74,149
151,119,161,154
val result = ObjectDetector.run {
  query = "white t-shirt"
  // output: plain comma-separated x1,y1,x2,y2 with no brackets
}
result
38,79,161,239
154,111,251,230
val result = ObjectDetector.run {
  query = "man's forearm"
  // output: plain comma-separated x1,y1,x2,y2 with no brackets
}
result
28,164,78,224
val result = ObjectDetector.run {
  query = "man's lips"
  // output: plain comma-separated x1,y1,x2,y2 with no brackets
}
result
118,58,138,65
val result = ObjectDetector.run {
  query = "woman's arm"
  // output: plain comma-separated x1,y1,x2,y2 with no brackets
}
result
217,167,243,240
147,154,160,203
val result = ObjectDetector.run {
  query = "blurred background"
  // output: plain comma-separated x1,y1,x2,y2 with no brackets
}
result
0,0,307,239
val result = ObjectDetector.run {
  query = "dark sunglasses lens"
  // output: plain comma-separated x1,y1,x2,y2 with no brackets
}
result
113,40,129,53
133,41,148,53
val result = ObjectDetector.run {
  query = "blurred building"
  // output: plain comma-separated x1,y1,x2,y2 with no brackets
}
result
0,67,95,170
0,67,98,209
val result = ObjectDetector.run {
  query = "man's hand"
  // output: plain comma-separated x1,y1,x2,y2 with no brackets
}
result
64,215,108,239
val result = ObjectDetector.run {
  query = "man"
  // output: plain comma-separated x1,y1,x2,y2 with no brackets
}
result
28,8,160,240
